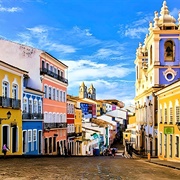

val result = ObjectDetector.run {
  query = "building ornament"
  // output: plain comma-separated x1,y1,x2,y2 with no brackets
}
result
163,66,177,82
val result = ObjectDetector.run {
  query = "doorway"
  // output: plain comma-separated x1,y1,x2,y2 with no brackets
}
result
23,131,27,153
38,131,42,154
12,126,17,153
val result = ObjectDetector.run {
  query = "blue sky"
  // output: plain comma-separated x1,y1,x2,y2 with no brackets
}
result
0,0,179,106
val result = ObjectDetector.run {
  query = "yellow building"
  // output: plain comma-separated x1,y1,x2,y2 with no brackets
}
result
74,107,82,155
155,80,180,161
67,95,83,155
0,61,27,155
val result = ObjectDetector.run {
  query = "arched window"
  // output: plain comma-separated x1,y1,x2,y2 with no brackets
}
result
2,81,9,98
164,40,175,61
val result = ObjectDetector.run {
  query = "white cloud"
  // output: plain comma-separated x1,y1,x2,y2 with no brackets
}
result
0,5,22,12
124,27,148,39
17,25,77,54
63,59,134,82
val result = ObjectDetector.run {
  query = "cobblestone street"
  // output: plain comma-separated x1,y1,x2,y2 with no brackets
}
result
0,156,180,180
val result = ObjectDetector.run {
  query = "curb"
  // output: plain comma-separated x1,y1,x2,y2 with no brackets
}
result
147,161,180,170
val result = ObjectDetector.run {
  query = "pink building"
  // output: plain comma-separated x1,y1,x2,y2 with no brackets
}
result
40,52,68,155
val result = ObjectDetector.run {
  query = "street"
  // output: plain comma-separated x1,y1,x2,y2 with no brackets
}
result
0,156,179,180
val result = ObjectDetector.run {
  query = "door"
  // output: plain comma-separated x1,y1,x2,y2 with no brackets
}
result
12,126,17,153
3,126,8,146
57,141,60,155
150,141,152,156
44,138,48,154
23,131,27,153
155,138,158,156
38,131,42,154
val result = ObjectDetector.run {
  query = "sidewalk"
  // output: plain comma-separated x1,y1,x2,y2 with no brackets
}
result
146,158,180,170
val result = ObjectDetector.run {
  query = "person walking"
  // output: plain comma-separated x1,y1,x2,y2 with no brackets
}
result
2,144,9,158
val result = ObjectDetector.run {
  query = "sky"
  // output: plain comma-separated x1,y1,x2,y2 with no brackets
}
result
0,0,179,107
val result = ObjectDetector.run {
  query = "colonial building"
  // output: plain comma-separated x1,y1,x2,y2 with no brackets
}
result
22,85,44,155
134,1,180,156
155,80,180,161
0,61,27,155
40,52,68,155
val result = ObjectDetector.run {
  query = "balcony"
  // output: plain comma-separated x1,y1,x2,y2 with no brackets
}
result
40,68,68,84
0,96,21,109
22,113,44,120
44,122,67,129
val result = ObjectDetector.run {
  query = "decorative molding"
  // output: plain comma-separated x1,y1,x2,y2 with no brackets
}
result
163,66,177,82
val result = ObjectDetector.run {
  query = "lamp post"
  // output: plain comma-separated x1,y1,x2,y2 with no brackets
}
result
0,111,11,124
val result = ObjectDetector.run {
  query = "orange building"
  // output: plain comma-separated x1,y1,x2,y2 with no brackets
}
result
40,52,68,155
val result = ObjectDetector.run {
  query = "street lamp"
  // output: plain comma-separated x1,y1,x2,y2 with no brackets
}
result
0,111,11,124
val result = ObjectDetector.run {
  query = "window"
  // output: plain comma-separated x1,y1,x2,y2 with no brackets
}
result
49,87,52,99
44,86,47,98
29,99,33,113
176,106,180,123
164,108,167,123
33,99,38,113
57,90,59,101
23,97,28,113
12,84,18,99
61,71,63,77
164,134,167,158
60,91,62,102
175,136,179,157
33,129,37,141
150,45,152,65
2,81,9,98
38,100,42,114
53,88,55,100
160,109,163,122
63,92,66,102
170,135,172,158
28,130,32,142
169,107,173,123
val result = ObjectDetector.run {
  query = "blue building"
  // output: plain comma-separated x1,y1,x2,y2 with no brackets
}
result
22,87,44,155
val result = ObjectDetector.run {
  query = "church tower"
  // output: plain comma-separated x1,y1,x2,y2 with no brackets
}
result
79,82,87,99
134,1,180,156
87,84,96,100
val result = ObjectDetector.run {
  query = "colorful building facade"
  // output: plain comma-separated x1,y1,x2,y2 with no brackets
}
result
40,52,68,155
22,87,44,155
155,80,180,161
0,61,27,155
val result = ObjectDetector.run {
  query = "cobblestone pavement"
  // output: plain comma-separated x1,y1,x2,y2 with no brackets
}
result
0,156,180,180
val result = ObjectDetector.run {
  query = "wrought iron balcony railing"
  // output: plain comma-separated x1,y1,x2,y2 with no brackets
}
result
0,96,21,109
40,68,68,84
22,113,44,120
44,122,67,129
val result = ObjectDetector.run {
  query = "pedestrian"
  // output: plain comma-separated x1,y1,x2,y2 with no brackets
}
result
2,144,9,158
112,148,116,158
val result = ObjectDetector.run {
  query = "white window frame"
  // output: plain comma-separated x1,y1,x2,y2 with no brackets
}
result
33,129,37,142
28,130,32,142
